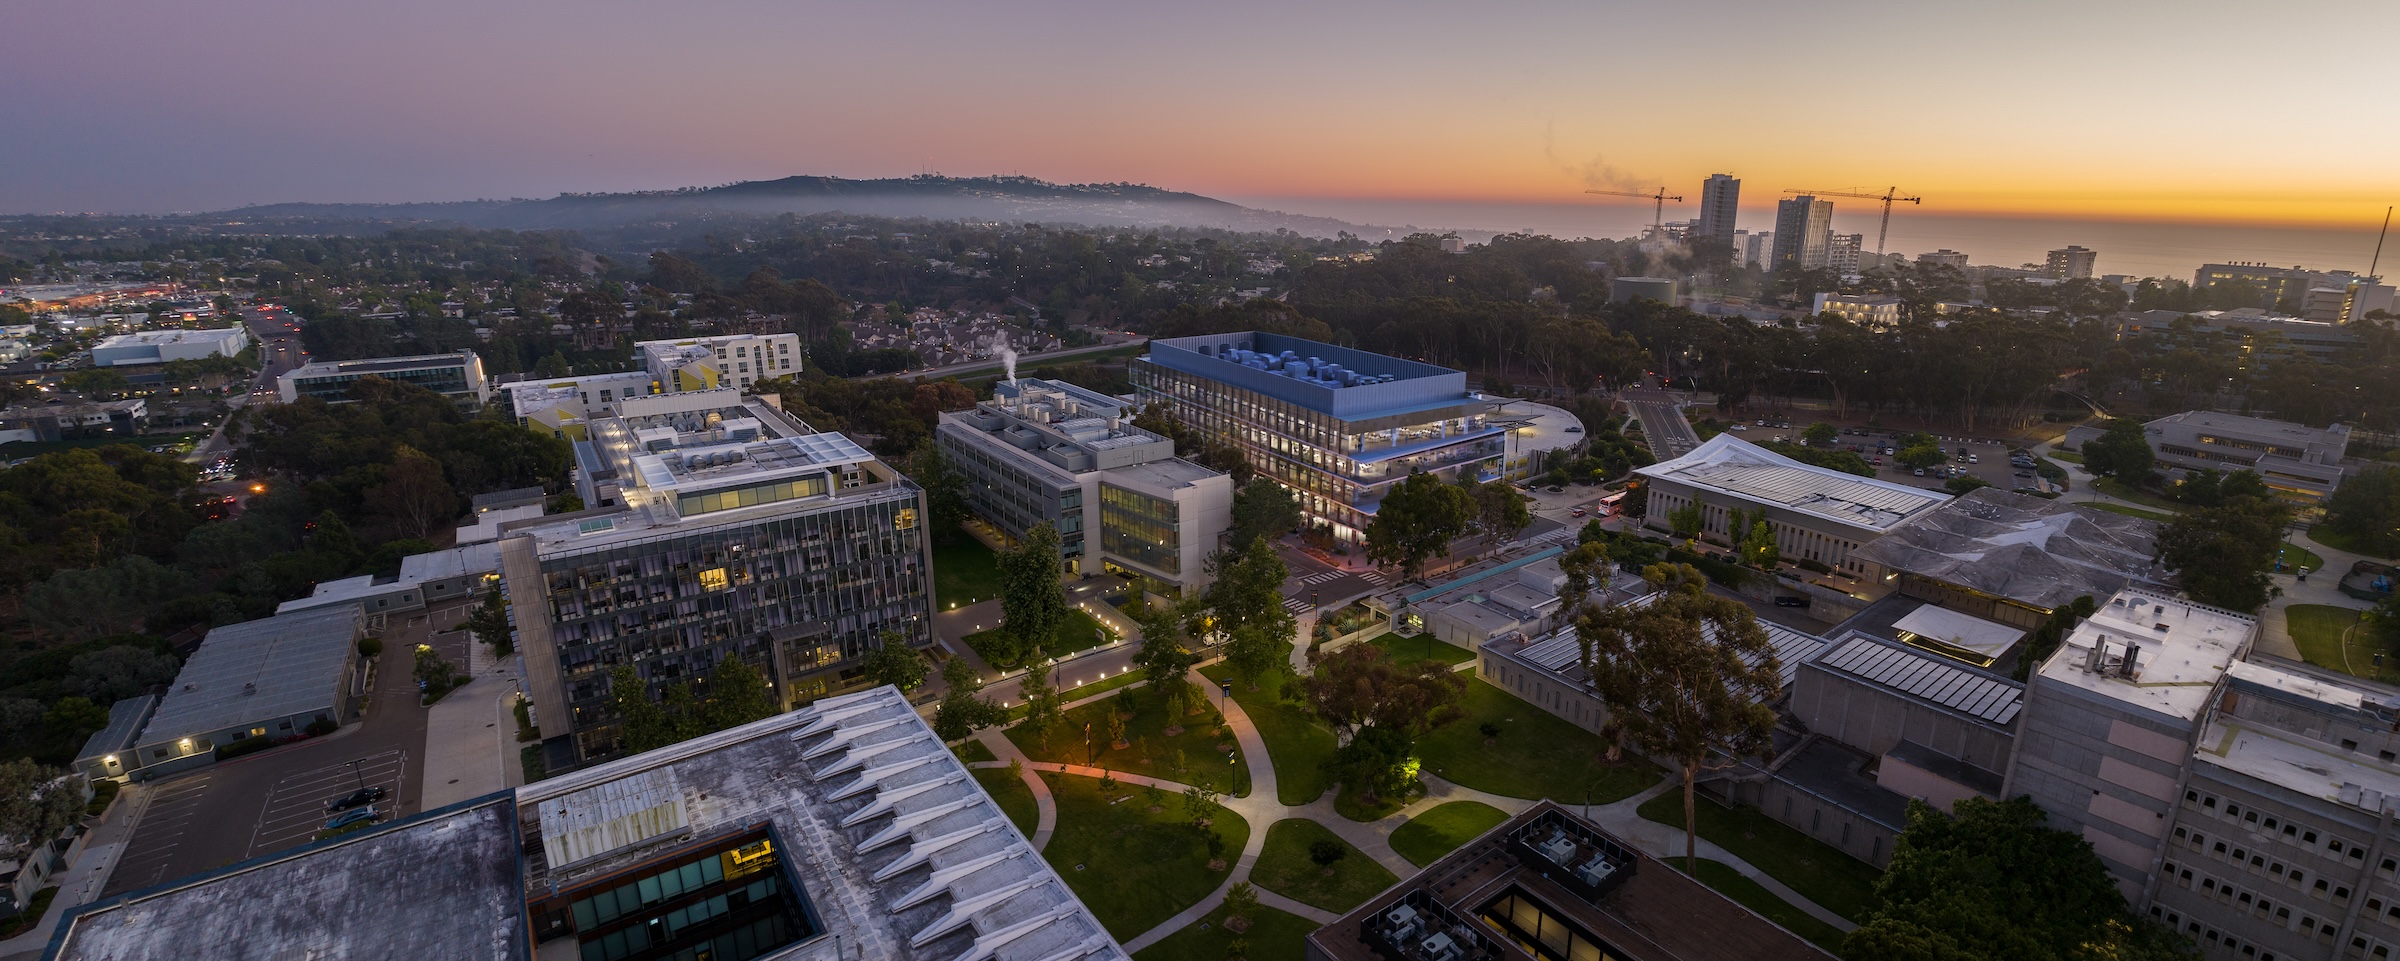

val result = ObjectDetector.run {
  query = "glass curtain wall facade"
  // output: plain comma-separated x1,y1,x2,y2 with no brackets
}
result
539,490,928,760
289,362,474,401
1097,483,1180,576
941,429,1084,560
1129,362,1498,542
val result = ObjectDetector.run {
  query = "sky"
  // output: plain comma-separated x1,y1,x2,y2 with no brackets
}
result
5,0,2397,230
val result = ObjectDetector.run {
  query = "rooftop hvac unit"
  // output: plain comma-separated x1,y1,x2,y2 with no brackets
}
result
1384,903,1420,942
1421,931,1460,961
1574,852,1617,887
1535,828,1576,866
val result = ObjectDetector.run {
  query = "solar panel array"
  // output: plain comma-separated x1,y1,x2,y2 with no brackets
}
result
1510,616,1827,690
1818,635,2024,724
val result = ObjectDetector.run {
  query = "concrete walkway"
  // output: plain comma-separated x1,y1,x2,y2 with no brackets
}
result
960,652,1863,951
420,638,527,809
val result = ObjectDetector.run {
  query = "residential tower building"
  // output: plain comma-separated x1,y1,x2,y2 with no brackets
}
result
1771,196,1834,270
1695,174,1741,243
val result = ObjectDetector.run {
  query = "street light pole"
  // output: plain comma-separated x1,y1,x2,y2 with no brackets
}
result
348,758,367,792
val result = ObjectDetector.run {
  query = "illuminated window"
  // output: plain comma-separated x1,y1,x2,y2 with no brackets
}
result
895,507,917,531
698,568,729,592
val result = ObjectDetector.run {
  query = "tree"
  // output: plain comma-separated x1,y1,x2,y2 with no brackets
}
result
1363,472,1475,582
1943,475,1991,496
901,443,971,543
0,760,85,850
1665,499,1706,539
1206,538,1294,689
1018,661,1065,745
1308,838,1348,867
2158,493,2293,611
933,658,1006,743
1844,797,2193,961
2323,465,2400,558
414,645,458,694
1129,596,1202,710
21,556,194,640
860,634,928,693
1578,590,1781,871
611,666,680,753
1469,480,1533,542
2081,418,2155,485
1301,643,1464,803
465,587,513,655
1737,520,1779,569
701,657,779,730
1801,422,1838,447
41,697,108,741
1226,479,1302,551
372,444,459,539
62,368,129,399
1221,880,1260,931
995,523,1070,668
63,645,179,705
1895,442,1949,471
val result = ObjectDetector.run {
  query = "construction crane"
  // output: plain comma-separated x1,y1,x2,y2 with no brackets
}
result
1782,187,1923,259
1584,188,1683,227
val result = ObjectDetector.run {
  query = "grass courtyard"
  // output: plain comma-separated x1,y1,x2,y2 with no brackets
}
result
2081,501,2175,523
2288,604,2398,683
1387,800,1510,867
1040,771,1253,940
1008,686,1252,796
965,607,1110,669
2309,526,2396,560
1415,679,1662,803
1370,634,1475,671
1248,819,1397,914
1201,663,1337,805
1637,791,1882,923
933,535,1004,608
1131,902,1317,961
970,768,1039,835
1681,859,1848,951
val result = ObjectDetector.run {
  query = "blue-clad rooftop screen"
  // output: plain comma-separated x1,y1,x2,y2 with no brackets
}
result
1146,331,1473,420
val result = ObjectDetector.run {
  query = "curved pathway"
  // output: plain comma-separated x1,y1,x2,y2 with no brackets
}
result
966,652,1860,954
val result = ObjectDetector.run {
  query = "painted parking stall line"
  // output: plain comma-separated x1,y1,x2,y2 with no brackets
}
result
246,750,408,858
101,774,213,898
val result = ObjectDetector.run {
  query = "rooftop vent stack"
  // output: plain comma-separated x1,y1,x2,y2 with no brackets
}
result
2085,637,2107,673
2122,643,2141,679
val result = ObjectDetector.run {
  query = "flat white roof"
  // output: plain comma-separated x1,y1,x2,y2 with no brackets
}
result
1636,434,1946,534
2037,588,2256,723
1893,605,2024,661
2197,716,2400,813
95,328,245,348
142,605,360,742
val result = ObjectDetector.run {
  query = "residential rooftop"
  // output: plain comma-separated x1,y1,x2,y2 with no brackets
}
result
1635,434,1947,535
2035,588,2257,724
139,605,361,743
1852,488,2165,612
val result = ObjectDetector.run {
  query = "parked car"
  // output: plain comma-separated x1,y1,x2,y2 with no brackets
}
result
1571,507,1588,517
1547,486,1564,493
323,807,379,831
1565,426,1583,433
1912,468,1925,476
326,787,389,813
1968,454,1979,463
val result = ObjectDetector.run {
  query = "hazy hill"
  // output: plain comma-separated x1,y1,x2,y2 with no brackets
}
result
221,174,1380,237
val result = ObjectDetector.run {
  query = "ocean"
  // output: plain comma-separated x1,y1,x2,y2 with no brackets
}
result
1227,196,2393,284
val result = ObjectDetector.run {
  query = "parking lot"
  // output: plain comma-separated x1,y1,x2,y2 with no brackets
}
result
1718,424,2046,495
102,773,215,898
246,749,409,858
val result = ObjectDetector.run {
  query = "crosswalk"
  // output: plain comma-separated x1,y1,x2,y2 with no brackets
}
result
1298,571,1346,586
1282,596,1315,615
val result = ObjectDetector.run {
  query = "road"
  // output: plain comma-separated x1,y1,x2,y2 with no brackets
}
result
1619,390,1700,461
867,341,1139,382
98,602,462,898
187,305,310,462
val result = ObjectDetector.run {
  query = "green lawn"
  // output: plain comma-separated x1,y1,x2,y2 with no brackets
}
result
1637,791,1881,922
1249,819,1398,914
1682,859,1848,951
2287,604,2398,683
972,768,1040,835
1009,685,1252,796
2309,525,2395,560
1415,679,1662,802
967,608,1111,669
2046,450,2083,464
2278,541,2325,574
1131,902,1318,961
1202,664,1338,805
1005,666,1147,721
2092,478,2188,513
1388,801,1511,867
934,536,1005,608
2080,501,2176,523
1041,771,1252,940
953,740,997,763
1370,634,1475,671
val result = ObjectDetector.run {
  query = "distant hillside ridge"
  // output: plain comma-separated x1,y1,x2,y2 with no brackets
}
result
221,174,1383,237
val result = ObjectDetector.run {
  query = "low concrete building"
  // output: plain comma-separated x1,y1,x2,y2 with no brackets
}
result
126,605,365,780
1811,293,1904,328
48,686,1126,961
1399,547,1573,650
938,378,1233,595
277,350,490,406
89,328,248,367
1636,433,1948,576
0,399,147,443
70,693,160,783
1851,487,2167,632
1306,802,1833,961
2146,410,2351,501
